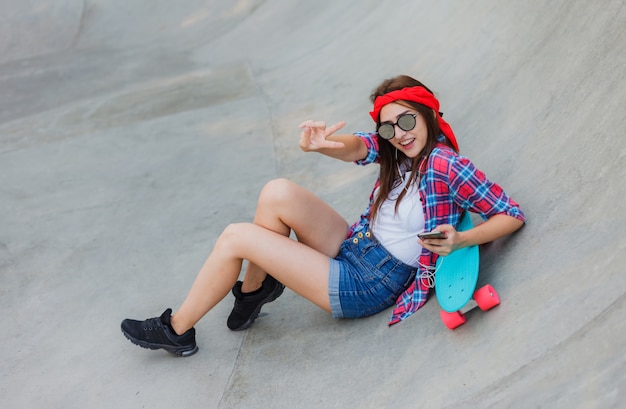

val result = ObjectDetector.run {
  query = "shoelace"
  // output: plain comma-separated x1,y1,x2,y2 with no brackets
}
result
142,317,163,331
136,316,172,343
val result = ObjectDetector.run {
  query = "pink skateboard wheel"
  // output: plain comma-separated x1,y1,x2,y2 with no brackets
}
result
474,284,500,311
440,310,466,330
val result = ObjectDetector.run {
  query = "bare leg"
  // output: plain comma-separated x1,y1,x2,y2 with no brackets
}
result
241,178,349,292
170,179,349,334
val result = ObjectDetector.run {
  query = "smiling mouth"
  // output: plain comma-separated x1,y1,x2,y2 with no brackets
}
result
399,138,415,147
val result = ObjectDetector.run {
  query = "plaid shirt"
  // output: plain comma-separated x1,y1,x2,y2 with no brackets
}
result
348,133,525,325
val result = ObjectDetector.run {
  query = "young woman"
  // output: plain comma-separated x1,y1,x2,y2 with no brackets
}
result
121,75,525,357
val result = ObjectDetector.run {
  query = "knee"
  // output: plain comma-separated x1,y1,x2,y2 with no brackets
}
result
258,178,296,208
216,223,252,253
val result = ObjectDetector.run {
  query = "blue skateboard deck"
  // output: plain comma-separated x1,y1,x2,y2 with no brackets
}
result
435,212,479,313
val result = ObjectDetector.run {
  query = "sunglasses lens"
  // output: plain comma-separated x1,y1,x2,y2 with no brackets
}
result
378,124,394,140
397,114,416,131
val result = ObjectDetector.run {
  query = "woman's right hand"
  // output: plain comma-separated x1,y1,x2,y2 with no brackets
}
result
298,120,346,152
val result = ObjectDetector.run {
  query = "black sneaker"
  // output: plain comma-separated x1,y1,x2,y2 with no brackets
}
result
121,308,199,357
227,275,285,331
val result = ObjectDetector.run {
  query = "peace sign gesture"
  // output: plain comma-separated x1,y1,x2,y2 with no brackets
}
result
298,120,346,152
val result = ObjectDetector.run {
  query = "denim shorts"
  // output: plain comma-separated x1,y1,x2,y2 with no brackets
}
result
328,230,417,319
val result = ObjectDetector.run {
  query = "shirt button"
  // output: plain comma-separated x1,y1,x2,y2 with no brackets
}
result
353,238,359,244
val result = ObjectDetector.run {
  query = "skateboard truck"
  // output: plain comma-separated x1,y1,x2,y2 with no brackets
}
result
439,284,500,329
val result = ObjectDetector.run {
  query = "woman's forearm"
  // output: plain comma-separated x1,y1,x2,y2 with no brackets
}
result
458,214,524,248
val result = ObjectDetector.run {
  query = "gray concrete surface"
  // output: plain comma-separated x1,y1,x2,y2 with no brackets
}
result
1,1,625,408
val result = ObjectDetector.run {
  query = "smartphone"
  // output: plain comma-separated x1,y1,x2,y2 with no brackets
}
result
417,231,446,240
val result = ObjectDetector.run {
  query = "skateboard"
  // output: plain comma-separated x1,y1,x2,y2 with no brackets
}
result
434,212,500,330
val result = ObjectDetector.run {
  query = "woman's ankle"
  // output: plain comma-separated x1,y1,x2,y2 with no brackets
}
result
241,277,266,294
170,313,190,336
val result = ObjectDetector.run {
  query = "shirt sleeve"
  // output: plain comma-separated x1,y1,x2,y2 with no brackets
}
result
447,155,525,222
353,132,380,166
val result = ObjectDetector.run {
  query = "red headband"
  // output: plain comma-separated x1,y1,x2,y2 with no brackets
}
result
369,86,459,151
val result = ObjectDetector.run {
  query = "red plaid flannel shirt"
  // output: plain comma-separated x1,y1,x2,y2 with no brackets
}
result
348,133,525,325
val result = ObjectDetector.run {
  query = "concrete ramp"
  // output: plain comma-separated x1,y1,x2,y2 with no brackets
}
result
1,1,624,408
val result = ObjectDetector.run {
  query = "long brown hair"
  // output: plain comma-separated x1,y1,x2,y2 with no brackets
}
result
369,75,456,222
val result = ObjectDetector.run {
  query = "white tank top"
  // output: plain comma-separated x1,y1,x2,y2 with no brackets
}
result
370,171,425,267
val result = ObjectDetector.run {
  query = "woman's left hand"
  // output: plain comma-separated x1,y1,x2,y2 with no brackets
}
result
417,224,461,256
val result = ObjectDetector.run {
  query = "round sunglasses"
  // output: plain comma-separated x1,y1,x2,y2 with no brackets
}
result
377,113,417,140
